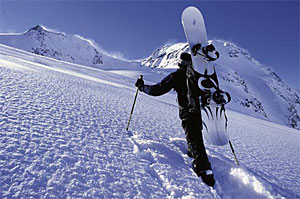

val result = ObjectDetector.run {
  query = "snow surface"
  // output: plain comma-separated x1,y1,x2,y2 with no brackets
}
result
1,44,299,198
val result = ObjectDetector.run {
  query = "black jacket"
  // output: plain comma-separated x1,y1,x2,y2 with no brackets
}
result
139,66,204,120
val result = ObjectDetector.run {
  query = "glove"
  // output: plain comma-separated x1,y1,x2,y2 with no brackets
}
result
135,76,144,88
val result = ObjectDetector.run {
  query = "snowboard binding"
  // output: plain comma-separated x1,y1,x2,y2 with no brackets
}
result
201,89,231,106
212,90,231,105
191,43,220,61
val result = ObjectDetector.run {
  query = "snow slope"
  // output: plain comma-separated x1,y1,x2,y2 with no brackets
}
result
1,44,299,199
0,25,140,70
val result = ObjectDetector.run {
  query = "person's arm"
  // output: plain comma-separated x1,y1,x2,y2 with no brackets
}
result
136,73,175,96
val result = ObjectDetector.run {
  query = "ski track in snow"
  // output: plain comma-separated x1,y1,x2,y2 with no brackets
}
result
1,45,299,198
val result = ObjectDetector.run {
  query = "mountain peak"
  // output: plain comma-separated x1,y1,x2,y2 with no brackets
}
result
27,25,47,33
31,25,45,30
0,25,108,67
24,25,50,37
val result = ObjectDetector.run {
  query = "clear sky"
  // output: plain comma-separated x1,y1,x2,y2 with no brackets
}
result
0,0,299,88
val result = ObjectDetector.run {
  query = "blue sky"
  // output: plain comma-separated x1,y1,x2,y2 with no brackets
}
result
0,1,299,88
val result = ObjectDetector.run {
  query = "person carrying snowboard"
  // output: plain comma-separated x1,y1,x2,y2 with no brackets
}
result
135,52,217,187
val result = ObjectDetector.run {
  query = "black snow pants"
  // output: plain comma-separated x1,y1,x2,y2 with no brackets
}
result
181,113,211,172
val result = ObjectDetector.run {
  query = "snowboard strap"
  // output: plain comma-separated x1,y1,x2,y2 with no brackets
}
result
202,44,220,61
212,90,231,105
186,71,200,114
191,43,220,61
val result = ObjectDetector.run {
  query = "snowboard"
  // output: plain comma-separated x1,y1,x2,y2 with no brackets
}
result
182,6,229,146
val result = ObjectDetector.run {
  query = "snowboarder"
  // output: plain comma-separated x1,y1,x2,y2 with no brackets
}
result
135,52,215,187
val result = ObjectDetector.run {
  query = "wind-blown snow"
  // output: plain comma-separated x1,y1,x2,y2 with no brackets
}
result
1,44,299,198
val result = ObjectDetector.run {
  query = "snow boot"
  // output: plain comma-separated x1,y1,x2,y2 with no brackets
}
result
199,170,215,187
192,164,215,187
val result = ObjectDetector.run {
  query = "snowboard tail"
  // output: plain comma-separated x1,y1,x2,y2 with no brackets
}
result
202,103,229,146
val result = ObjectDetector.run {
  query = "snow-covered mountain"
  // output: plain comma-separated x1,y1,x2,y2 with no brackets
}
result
142,41,300,130
1,43,299,199
0,25,139,70
0,26,299,130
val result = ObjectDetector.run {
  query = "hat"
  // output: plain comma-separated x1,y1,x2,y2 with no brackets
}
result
180,52,192,61
178,52,192,67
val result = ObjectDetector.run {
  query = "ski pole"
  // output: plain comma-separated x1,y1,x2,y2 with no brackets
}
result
229,140,240,166
126,75,143,131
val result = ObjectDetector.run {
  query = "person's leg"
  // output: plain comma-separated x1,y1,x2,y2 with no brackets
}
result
181,114,211,173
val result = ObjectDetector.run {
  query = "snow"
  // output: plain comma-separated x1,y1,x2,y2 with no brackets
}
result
1,44,299,198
